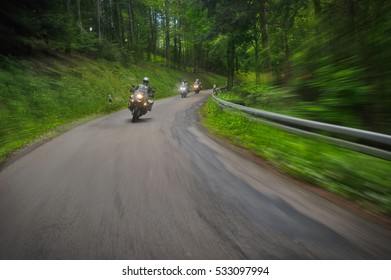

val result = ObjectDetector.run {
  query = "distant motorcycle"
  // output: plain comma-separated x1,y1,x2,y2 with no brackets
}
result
128,84,154,123
193,83,201,94
179,84,188,98
213,84,218,95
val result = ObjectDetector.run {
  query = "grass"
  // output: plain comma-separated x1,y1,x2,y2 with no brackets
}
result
3,54,389,215
223,80,391,134
201,97,391,216
0,53,226,162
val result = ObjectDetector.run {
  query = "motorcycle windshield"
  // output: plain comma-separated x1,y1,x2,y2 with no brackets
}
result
135,84,149,97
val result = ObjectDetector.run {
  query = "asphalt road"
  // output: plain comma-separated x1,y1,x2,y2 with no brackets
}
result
0,90,390,259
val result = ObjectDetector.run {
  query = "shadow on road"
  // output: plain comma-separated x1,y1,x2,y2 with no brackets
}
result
125,117,153,124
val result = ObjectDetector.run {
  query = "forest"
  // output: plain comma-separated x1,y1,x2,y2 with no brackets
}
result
0,0,390,134
0,0,391,217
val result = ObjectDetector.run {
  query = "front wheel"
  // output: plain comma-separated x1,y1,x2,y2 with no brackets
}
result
132,107,139,123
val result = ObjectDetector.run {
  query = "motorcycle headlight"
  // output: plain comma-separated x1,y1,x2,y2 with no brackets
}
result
136,93,143,101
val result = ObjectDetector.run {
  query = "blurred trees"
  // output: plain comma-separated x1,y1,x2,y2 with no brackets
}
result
202,0,391,133
201,0,254,88
0,0,212,69
288,0,391,132
0,0,390,132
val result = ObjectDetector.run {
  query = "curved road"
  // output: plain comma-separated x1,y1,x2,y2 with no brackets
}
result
0,90,390,259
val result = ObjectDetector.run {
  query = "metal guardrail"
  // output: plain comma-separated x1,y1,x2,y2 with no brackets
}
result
211,93,391,161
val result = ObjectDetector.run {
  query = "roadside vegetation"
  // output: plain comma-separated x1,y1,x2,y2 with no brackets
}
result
0,54,225,163
201,93,391,216
1,1,390,216
219,82,391,135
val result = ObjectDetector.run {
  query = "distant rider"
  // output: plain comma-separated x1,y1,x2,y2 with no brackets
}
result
213,84,218,94
181,80,189,91
194,78,202,93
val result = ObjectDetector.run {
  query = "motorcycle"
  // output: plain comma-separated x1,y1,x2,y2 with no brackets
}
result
213,85,218,95
193,83,201,94
128,84,154,123
179,84,188,98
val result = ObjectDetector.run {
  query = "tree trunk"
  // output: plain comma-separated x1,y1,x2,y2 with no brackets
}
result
147,7,153,61
205,47,209,72
127,1,135,52
235,53,239,72
193,42,198,73
259,0,271,72
178,34,182,68
114,0,124,46
227,36,235,89
174,28,178,67
165,0,170,66
193,41,203,73
65,0,71,53
106,0,114,41
95,0,102,43
254,43,260,83
152,9,158,61
76,0,84,32
254,21,260,84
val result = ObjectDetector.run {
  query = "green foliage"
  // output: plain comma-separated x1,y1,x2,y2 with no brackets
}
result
219,82,295,115
290,54,373,127
288,0,391,133
0,54,225,162
202,98,391,215
1,1,390,212
206,35,228,75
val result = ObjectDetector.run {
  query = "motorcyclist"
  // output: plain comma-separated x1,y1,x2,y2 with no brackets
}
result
178,80,189,98
213,84,218,94
130,77,155,111
194,78,202,93
181,80,189,91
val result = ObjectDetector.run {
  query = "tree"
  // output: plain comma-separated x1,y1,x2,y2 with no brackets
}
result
164,0,170,66
202,0,253,88
259,0,271,72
